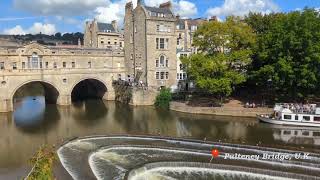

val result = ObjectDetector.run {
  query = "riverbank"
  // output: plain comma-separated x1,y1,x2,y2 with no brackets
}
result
170,100,273,117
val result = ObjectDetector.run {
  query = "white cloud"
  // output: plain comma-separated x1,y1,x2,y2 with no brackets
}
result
13,0,109,16
207,0,279,17
174,0,197,18
95,0,127,24
93,0,197,26
3,25,25,35
4,23,56,35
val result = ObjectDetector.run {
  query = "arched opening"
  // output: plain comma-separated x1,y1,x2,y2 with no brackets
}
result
71,79,107,102
13,81,59,105
12,81,60,129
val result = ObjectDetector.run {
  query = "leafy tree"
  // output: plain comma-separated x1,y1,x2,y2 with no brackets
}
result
154,88,172,109
182,17,256,101
245,9,320,101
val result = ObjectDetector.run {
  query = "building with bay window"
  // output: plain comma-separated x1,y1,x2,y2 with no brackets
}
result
124,0,177,89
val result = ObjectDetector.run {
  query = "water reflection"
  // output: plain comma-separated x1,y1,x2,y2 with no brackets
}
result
0,98,319,174
272,126,320,146
14,96,60,133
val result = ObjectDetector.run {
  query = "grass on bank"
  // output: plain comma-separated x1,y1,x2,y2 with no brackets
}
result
25,145,57,180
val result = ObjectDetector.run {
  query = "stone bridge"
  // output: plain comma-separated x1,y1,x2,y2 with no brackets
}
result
0,42,126,112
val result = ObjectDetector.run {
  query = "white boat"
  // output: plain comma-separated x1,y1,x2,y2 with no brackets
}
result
257,103,320,127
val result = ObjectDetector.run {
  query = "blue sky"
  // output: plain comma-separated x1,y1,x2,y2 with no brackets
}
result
1,0,320,35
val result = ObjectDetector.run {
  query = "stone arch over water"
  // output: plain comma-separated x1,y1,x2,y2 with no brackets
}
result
11,80,60,105
71,78,108,102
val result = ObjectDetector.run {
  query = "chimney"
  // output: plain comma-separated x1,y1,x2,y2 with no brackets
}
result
125,1,133,11
160,1,172,9
209,16,217,22
112,20,118,32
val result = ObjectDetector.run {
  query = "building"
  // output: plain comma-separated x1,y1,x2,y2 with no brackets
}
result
175,18,207,53
124,0,177,89
84,19,124,49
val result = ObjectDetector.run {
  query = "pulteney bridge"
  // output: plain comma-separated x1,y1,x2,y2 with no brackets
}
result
0,42,126,112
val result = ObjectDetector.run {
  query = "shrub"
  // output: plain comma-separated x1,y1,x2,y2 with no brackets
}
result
26,145,57,180
154,88,172,109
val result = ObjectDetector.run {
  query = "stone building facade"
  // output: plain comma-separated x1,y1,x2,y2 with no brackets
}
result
0,42,125,112
124,0,177,89
84,19,124,49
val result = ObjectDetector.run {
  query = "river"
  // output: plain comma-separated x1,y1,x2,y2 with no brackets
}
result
1,90,320,178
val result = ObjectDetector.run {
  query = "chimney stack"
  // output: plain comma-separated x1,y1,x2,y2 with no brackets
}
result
160,1,172,9
112,20,118,32
209,16,218,22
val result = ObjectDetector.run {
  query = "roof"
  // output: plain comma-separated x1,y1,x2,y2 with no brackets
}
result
176,18,207,30
144,6,173,16
97,23,116,33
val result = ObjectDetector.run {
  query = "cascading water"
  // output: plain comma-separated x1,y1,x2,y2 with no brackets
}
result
57,135,320,180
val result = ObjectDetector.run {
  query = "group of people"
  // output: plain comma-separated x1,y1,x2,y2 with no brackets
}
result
282,103,317,114
245,102,257,108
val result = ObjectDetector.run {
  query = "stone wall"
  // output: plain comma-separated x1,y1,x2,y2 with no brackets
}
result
113,82,158,106
170,101,273,117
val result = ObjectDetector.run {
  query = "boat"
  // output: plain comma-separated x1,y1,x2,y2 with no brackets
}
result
257,103,320,127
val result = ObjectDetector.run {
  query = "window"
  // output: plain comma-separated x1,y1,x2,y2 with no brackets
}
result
179,64,183,71
134,26,137,33
160,55,165,67
115,42,117,45
302,131,310,136
165,72,169,79
45,62,49,68
284,115,291,120
283,131,291,135
130,34,133,43
0,62,4,70
22,62,25,69
30,53,40,69
177,73,179,80
156,72,160,79
157,24,171,32
12,62,17,70
183,73,187,80
156,59,159,67
63,62,66,68
314,117,320,122
191,25,197,31
120,42,123,47
303,116,310,121
63,78,67,83
101,41,104,44
108,41,111,45
53,62,57,69
72,62,75,68
88,61,92,68
160,72,165,79
177,38,180,45
156,38,169,50
314,132,320,137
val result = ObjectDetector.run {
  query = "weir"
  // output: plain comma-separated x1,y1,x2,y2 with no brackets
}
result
57,135,320,180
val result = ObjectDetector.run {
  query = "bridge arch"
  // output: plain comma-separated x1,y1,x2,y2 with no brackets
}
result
11,80,61,106
70,77,109,102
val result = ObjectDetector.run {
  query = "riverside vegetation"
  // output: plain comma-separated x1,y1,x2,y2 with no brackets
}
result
182,8,320,103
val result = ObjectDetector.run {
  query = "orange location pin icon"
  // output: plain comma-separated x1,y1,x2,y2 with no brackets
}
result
211,149,219,158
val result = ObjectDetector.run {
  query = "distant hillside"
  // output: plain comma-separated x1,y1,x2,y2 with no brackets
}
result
0,32,84,46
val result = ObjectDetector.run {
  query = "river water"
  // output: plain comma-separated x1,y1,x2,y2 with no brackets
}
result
1,94,320,178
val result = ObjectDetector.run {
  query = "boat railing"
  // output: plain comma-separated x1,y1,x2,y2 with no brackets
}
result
275,103,318,115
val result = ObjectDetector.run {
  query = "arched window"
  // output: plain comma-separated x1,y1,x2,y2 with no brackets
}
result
28,52,41,69
157,55,168,68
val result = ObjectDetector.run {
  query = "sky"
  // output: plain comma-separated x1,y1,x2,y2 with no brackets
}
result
0,0,320,35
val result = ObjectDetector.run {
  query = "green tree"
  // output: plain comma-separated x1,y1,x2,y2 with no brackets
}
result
246,9,320,101
154,88,172,109
182,17,256,100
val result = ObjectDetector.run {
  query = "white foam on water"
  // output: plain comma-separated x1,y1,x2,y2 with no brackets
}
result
128,167,298,180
